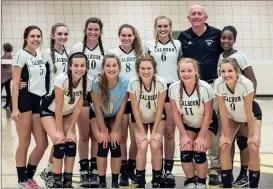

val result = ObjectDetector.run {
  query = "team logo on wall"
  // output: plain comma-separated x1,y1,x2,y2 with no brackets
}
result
205,39,214,46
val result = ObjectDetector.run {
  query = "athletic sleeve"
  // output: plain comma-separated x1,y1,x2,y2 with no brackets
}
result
176,40,183,60
158,77,167,93
87,75,92,92
143,41,149,55
213,78,223,96
54,73,68,90
41,49,54,73
202,82,215,103
242,78,254,97
69,43,81,56
168,83,177,100
127,77,138,93
91,78,99,92
235,52,251,71
12,50,26,68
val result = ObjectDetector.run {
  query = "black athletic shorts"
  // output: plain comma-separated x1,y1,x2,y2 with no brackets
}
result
165,83,172,102
253,100,262,121
183,110,219,136
39,96,55,117
83,92,92,107
124,101,132,114
89,106,116,129
11,88,42,114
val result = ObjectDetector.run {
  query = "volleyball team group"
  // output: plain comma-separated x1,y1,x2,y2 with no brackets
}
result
10,4,262,189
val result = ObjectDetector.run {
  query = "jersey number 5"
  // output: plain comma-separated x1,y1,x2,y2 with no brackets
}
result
39,65,44,75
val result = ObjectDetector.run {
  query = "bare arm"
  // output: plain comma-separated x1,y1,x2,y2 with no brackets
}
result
152,91,166,132
243,67,257,94
130,92,146,133
244,92,255,136
54,86,65,132
12,67,22,111
112,93,129,132
170,98,187,135
199,99,213,137
215,95,229,137
91,89,107,132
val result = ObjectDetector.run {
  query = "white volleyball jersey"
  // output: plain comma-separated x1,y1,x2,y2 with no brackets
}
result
41,48,68,91
169,80,215,128
107,46,137,80
128,76,167,124
218,51,251,77
46,73,92,115
214,74,254,122
69,42,103,79
13,49,49,96
144,39,181,83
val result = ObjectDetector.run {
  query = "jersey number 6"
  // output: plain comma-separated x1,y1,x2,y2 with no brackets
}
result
161,52,166,62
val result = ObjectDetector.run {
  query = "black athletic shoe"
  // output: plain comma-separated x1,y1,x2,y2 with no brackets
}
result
63,181,73,188
136,184,147,188
112,182,120,188
160,170,166,187
79,171,89,187
127,169,138,184
152,183,161,188
208,174,221,185
165,170,176,185
53,180,63,188
119,172,129,186
233,174,249,187
99,182,107,188
90,172,99,186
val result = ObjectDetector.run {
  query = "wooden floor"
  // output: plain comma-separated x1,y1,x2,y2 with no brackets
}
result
1,97,273,188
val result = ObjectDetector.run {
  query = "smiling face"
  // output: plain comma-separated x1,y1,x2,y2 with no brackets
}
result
25,29,42,50
138,60,155,82
179,62,197,84
220,62,239,85
187,5,208,27
155,18,171,39
85,23,101,41
52,26,69,47
221,30,236,52
104,57,120,79
69,57,87,81
119,27,135,48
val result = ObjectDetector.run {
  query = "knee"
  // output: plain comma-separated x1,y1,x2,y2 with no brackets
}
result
120,135,127,144
193,151,207,164
248,143,259,155
18,138,31,149
111,144,121,158
164,131,174,141
53,143,66,159
236,136,248,151
220,143,230,151
97,143,109,158
150,140,161,155
137,140,148,154
79,134,90,143
36,140,49,153
180,151,194,163
65,142,77,157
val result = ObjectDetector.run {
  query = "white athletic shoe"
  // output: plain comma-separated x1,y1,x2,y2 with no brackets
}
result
184,182,197,188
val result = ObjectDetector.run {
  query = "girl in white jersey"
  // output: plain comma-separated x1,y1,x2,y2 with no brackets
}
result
214,58,262,188
144,15,181,186
219,26,258,187
37,23,69,188
40,52,91,188
12,26,50,188
169,58,218,188
69,17,104,187
107,24,143,186
89,54,129,188
128,55,167,188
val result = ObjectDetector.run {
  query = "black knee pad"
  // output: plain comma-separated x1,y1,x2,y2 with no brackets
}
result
97,143,109,157
193,151,207,164
110,144,121,158
65,142,77,157
180,151,193,163
53,143,66,159
236,136,248,151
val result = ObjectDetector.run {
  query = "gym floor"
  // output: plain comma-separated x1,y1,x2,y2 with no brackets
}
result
1,97,273,188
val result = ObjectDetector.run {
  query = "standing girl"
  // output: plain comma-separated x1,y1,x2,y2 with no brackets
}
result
107,23,143,186
218,25,258,187
12,25,49,188
40,52,91,188
69,17,104,187
89,54,128,188
128,55,167,188
169,58,218,188
215,58,262,188
144,15,181,187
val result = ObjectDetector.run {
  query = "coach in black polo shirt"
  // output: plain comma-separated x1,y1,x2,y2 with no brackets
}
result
178,4,223,186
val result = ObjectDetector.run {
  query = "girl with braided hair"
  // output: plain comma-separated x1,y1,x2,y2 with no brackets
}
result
107,23,143,186
69,17,104,187
169,58,218,188
128,55,167,188
144,15,182,187
40,52,92,188
89,54,128,188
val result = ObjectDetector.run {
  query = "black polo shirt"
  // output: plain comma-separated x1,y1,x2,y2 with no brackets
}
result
178,23,223,83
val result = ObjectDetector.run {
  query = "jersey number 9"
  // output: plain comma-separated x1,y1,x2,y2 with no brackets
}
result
230,103,235,111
